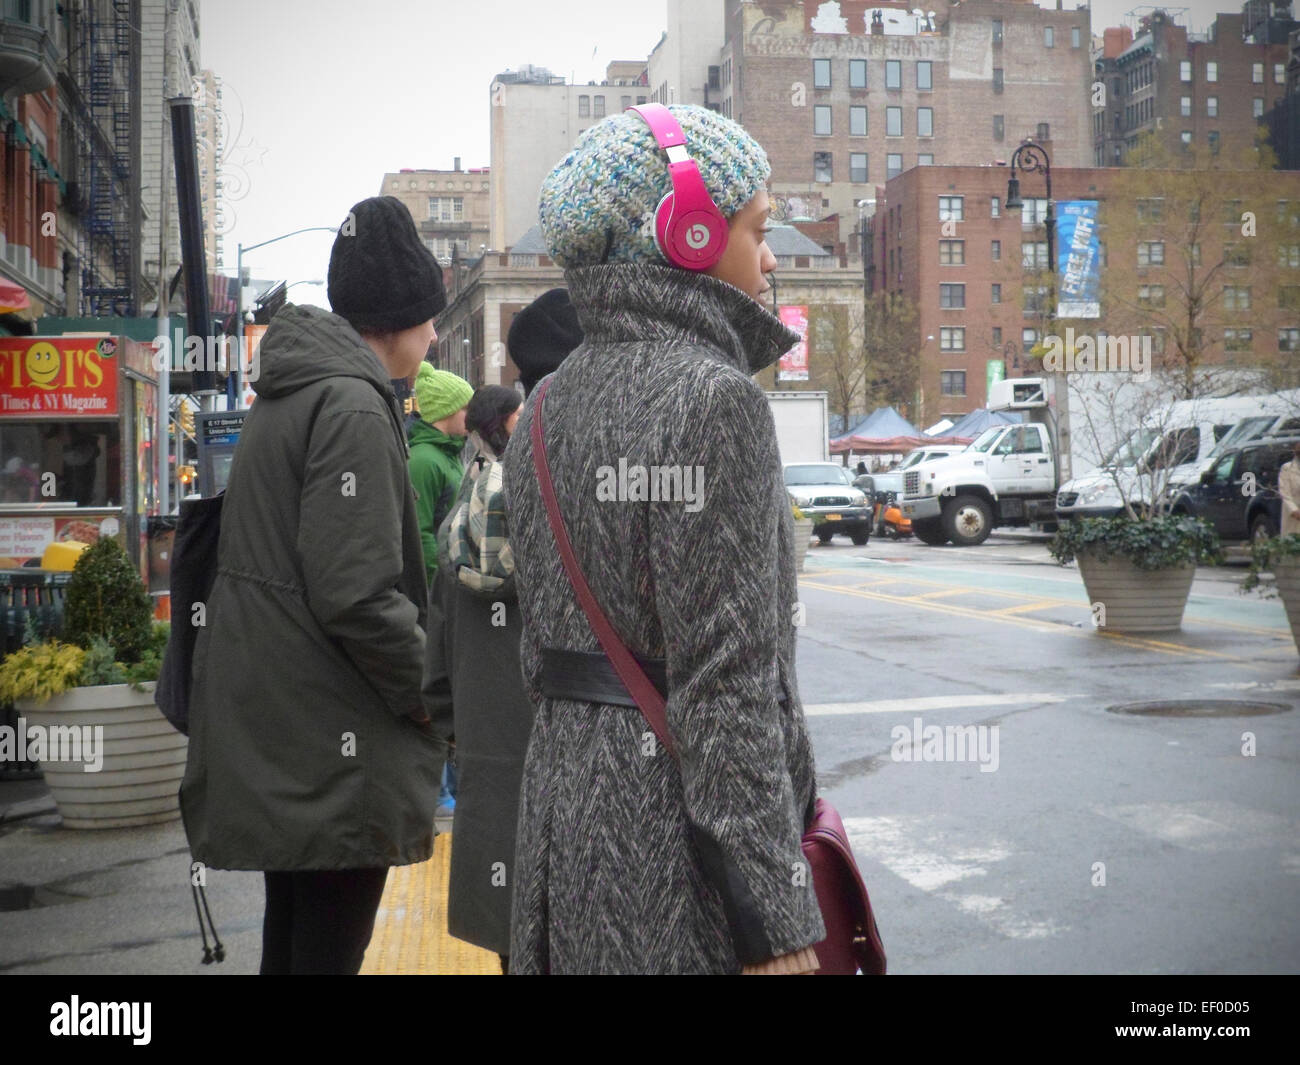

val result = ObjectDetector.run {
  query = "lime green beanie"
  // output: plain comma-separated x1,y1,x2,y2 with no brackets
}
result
414,363,472,423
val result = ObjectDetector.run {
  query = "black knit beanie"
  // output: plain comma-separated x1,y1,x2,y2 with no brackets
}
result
507,288,584,394
328,196,447,333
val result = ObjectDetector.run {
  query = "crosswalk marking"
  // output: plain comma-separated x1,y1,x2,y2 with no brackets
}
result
803,692,1070,716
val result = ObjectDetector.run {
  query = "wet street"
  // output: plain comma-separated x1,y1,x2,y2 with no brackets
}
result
798,534,1299,974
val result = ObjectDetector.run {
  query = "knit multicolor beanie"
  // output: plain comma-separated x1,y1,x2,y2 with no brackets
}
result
538,104,770,269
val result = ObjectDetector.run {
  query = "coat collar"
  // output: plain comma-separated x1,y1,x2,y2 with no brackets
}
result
563,263,800,376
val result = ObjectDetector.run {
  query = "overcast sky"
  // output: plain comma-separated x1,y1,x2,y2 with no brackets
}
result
199,0,1240,306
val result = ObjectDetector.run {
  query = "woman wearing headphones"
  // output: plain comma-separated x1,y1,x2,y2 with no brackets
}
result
502,105,824,974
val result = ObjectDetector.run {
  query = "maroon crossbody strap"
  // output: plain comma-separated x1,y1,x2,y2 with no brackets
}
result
530,378,677,758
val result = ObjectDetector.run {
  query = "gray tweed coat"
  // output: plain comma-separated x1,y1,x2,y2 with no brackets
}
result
501,263,825,974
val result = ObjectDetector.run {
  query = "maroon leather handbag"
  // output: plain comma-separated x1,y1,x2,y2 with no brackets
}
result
530,379,886,975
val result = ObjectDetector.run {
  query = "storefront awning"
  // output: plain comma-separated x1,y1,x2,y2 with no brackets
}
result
0,279,32,315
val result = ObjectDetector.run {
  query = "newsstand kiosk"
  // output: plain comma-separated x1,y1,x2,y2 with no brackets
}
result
0,335,160,581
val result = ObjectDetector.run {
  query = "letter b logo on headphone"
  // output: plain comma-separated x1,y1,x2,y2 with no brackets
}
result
685,223,711,250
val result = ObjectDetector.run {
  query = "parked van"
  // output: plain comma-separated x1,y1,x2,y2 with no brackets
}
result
1056,395,1270,520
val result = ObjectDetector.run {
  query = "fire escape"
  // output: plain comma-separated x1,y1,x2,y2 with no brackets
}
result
72,0,134,317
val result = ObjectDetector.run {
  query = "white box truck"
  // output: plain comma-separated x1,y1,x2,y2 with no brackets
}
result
767,391,829,465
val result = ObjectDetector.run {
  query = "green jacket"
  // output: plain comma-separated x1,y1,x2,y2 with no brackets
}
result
407,418,465,586
180,305,446,871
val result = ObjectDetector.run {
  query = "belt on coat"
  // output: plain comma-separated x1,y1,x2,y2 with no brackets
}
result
540,647,789,711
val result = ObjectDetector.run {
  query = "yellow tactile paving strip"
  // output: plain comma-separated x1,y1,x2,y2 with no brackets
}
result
361,833,501,975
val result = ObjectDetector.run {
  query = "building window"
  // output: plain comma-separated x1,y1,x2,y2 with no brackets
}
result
593,95,606,117
637,95,646,104
1024,285,1050,314
813,151,833,182
940,369,967,395
1280,285,1300,310
993,113,1004,140
991,196,1000,218
850,152,868,182
850,106,868,136
991,239,1001,261
1044,26,1054,48
939,239,965,265
917,107,933,137
578,94,590,117
993,67,1004,94
886,60,901,90
992,18,1003,45
992,326,1003,345
1208,130,1220,154
886,106,902,136
1206,61,1217,82
1138,284,1166,308
1022,241,1049,269
850,59,867,88
814,59,831,88
1278,63,1287,84
1181,130,1193,146
1180,96,1191,117
1279,244,1300,268
1223,285,1251,311
1137,241,1165,267
1254,98,1265,119
1206,96,1218,117
886,153,903,179
1071,26,1081,48
939,196,964,222
1180,60,1192,82
1136,197,1163,223
940,283,966,308
917,61,932,91
814,104,832,136
1021,198,1048,226
1279,327,1300,351
428,196,464,222
1224,243,1250,267
1036,121,1050,141
1253,62,1265,84
939,329,966,352
1223,328,1252,352
991,282,1002,303
917,153,934,165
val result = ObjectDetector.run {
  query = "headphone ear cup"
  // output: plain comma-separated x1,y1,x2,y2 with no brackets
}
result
652,191,678,265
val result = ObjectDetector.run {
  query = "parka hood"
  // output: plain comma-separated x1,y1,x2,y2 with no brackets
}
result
408,417,466,454
562,263,800,376
252,304,398,401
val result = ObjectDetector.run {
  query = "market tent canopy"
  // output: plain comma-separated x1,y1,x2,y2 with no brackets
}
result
942,408,1022,439
830,406,920,448
829,406,978,454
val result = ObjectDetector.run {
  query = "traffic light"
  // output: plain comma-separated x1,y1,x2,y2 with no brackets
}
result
178,402,195,437
178,464,196,489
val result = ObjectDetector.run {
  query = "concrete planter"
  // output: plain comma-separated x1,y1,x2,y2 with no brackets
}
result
1273,557,1300,657
793,517,814,572
15,682,186,829
1076,553,1196,633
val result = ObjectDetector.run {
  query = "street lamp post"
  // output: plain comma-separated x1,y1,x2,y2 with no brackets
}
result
234,227,338,409
1003,141,1069,486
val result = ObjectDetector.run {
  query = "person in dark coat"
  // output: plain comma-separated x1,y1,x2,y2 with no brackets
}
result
423,293,583,973
180,196,449,975
502,106,825,974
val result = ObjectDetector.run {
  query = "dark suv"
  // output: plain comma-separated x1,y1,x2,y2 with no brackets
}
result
1170,436,1298,542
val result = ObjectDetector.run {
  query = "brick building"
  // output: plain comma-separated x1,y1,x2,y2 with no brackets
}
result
864,163,1300,426
1093,4,1294,167
715,0,1095,251
380,162,491,266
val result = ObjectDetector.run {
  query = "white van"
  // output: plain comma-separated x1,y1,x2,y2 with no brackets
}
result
1056,395,1270,520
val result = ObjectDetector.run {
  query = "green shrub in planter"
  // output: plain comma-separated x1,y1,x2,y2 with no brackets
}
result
1242,533,1300,595
63,537,153,665
1049,514,1221,571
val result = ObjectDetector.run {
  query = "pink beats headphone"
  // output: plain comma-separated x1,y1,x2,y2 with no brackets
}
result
628,103,729,271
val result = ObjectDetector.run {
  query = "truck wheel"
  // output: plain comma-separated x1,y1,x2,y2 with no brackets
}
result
943,495,993,547
816,529,835,544
1250,513,1278,543
850,528,870,546
912,518,949,545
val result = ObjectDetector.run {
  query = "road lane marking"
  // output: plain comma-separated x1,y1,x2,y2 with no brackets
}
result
804,693,1070,716
914,588,978,600
988,600,1060,616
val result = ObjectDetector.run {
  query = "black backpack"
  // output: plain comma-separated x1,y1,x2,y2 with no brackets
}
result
155,493,223,736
